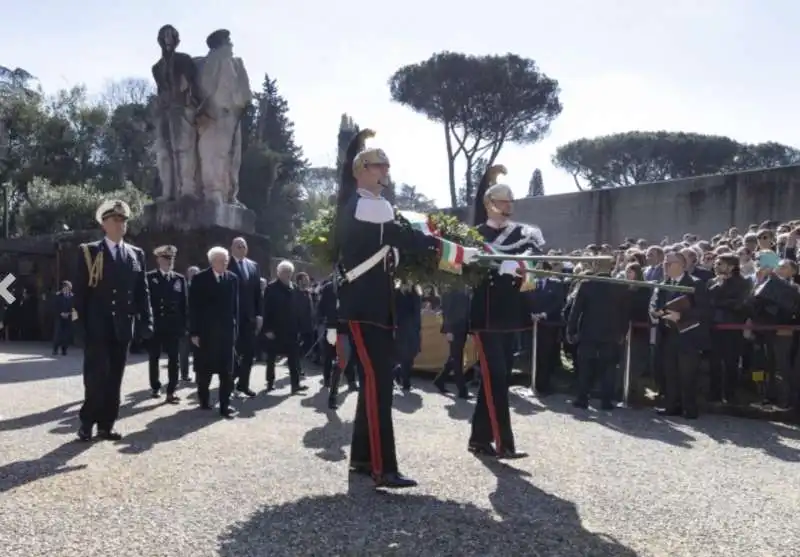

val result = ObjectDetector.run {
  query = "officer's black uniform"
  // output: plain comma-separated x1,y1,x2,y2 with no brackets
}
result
73,201,152,441
468,166,539,460
146,264,188,402
335,129,444,489
566,273,631,409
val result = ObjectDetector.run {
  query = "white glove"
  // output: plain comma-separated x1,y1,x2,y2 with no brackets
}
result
498,260,519,277
462,247,481,264
326,328,337,346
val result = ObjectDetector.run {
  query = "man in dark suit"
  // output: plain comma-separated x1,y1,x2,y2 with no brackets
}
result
189,246,239,418
179,265,200,381
146,245,188,403
228,236,263,397
649,251,709,419
73,199,153,442
262,260,307,394
433,286,471,399
52,280,75,356
566,259,631,410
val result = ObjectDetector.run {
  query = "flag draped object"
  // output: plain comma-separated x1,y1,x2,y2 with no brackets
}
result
399,211,465,274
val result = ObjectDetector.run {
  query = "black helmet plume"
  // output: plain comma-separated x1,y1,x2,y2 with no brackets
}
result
336,128,376,210
472,164,508,226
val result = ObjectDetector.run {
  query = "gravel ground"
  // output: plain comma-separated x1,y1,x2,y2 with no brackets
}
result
1,342,798,557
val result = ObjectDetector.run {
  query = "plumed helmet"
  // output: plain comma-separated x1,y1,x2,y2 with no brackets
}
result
336,128,378,210
472,164,508,226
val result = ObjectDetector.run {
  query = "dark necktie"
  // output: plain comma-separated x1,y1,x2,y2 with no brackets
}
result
114,245,122,264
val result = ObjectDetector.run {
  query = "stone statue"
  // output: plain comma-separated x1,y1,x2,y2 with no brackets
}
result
151,24,201,200
194,29,252,205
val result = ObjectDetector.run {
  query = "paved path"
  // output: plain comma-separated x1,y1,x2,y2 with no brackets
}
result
0,342,798,557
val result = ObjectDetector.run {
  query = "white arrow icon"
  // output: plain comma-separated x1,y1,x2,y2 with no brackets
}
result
0,273,16,304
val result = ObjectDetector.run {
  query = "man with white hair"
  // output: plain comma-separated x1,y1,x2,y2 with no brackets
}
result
262,259,306,393
188,246,239,418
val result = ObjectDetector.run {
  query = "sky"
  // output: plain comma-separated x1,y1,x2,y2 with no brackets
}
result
1,0,799,207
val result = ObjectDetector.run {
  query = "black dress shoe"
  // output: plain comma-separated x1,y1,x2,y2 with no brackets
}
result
433,378,449,394
265,383,275,393
220,407,235,419
77,426,93,442
599,400,615,411
683,411,699,420
571,397,589,409
457,391,473,400
237,387,257,397
327,398,338,410
497,449,528,460
181,375,192,382
292,385,309,394
347,383,358,392
97,430,122,441
166,394,180,404
151,389,161,399
468,442,497,457
657,408,682,417
199,402,212,410
374,472,418,489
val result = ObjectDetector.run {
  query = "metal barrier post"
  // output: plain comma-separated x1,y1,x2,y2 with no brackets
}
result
530,319,539,395
620,322,632,408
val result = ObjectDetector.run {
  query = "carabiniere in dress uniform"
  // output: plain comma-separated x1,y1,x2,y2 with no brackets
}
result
330,128,480,489
146,244,188,403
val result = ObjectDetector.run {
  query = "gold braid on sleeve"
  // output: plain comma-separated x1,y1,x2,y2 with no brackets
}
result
82,244,103,287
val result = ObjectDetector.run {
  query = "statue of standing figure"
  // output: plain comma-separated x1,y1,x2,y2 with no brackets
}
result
151,26,252,205
152,24,201,200
194,29,252,205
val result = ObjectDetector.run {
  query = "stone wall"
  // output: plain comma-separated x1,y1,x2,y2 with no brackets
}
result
505,165,800,249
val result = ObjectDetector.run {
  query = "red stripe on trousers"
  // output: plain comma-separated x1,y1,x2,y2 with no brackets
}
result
348,322,383,478
473,334,503,453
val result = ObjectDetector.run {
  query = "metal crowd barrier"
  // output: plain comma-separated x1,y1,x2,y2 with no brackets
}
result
528,320,800,406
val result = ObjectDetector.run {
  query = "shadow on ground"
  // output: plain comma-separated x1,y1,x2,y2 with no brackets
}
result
536,394,698,449
217,456,639,556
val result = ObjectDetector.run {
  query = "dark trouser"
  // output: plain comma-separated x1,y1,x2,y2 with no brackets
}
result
756,332,795,405
348,322,398,477
53,318,72,354
626,332,650,403
197,369,234,410
576,341,618,403
266,336,302,389
148,332,181,394
470,332,516,453
395,359,414,390
234,324,256,391
330,334,357,397
535,325,560,392
435,329,468,394
179,335,192,379
708,328,743,402
299,330,315,357
663,332,700,415
80,336,129,431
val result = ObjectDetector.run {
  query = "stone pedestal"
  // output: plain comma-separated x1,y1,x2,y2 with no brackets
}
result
141,198,256,234
134,198,267,275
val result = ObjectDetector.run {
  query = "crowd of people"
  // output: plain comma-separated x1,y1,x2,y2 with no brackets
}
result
3,152,800,490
